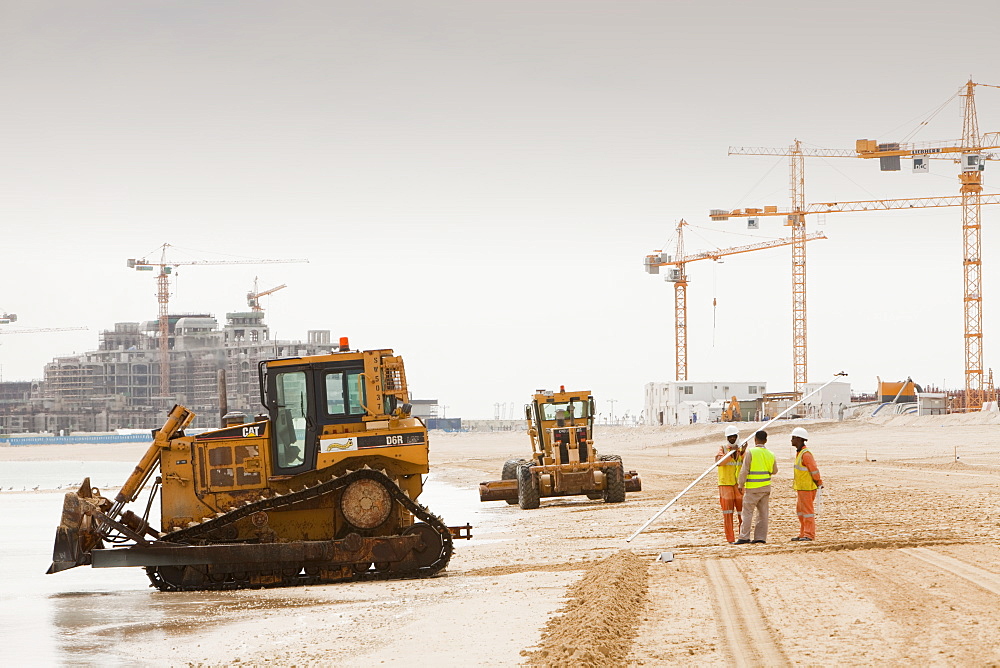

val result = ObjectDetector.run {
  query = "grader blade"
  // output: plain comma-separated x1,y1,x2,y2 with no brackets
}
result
625,471,642,492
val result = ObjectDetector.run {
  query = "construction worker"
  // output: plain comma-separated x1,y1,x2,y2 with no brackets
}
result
790,427,823,542
716,425,745,543
735,430,777,544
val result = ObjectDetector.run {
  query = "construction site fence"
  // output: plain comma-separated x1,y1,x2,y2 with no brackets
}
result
0,433,153,447
425,418,463,432
461,419,525,432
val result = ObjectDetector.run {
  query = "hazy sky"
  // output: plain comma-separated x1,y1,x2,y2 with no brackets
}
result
2,1,999,419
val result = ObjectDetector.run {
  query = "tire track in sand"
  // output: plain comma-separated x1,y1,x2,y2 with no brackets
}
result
901,547,1000,595
704,559,788,668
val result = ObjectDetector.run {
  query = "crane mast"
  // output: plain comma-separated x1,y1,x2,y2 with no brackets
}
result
726,139,813,394
156,246,170,401
790,140,808,392
960,80,984,408
674,221,687,381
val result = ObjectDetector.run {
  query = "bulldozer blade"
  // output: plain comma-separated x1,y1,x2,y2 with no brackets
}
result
47,526,89,573
46,483,104,574
76,476,94,498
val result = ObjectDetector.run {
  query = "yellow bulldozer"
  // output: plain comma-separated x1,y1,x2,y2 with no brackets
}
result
478,387,640,509
47,340,471,591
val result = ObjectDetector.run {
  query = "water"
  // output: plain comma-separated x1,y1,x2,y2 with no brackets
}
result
0,462,153,665
0,460,136,493
0,463,497,666
419,475,498,535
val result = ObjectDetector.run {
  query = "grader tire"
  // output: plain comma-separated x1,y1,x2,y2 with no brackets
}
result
603,461,626,503
501,459,523,480
501,459,525,505
517,464,540,510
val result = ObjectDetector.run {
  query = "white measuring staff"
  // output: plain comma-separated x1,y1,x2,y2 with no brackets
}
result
625,372,847,543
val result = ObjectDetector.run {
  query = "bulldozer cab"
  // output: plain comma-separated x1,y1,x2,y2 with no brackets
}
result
260,348,411,477
525,388,595,466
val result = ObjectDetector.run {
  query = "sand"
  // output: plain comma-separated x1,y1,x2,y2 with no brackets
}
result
522,550,649,667
6,413,1000,665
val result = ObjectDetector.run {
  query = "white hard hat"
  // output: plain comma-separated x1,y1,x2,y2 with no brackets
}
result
724,426,739,437
791,427,809,440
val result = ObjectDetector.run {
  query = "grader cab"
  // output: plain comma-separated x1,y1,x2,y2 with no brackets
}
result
479,387,640,509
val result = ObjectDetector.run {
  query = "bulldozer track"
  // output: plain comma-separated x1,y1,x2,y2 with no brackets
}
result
145,468,453,591
900,547,1000,596
704,559,788,668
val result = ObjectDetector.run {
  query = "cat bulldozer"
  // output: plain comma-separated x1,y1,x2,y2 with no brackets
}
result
478,387,640,509
47,341,471,591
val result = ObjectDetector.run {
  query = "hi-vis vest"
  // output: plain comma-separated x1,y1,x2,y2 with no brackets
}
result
745,447,775,489
718,448,741,486
793,448,818,491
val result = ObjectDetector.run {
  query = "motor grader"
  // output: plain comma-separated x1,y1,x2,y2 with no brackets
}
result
47,341,471,591
479,387,640,509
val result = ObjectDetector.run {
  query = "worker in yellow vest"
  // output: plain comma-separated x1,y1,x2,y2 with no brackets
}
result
716,425,745,543
790,427,823,542
735,430,777,544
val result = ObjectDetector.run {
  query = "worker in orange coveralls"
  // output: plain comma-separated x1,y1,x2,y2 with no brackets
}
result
789,427,823,542
716,425,745,543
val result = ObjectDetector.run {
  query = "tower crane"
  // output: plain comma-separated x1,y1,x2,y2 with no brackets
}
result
644,220,827,381
246,277,287,312
127,243,308,401
716,80,1000,408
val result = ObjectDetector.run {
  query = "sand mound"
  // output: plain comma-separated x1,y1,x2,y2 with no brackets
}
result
522,550,649,668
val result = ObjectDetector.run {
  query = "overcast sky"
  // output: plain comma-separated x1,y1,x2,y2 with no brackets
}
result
2,1,999,419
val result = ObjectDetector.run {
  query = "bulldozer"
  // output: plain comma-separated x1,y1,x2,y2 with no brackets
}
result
478,387,640,509
47,340,471,591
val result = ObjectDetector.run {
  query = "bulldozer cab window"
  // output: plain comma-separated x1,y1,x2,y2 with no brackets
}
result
322,369,367,422
273,371,308,469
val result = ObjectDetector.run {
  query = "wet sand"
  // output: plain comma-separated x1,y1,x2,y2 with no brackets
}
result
4,414,1000,666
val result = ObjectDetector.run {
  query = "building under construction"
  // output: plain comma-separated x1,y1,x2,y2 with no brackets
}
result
0,310,334,433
